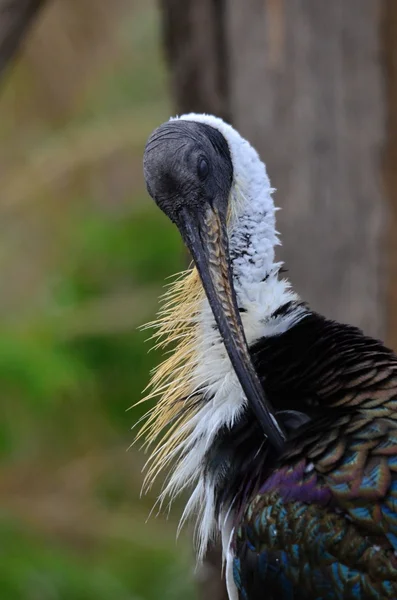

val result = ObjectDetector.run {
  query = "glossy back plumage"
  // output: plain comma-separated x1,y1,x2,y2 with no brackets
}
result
231,314,397,599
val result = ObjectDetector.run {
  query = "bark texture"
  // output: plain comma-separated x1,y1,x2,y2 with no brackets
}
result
160,0,230,121
383,0,397,350
161,0,387,339
226,0,386,338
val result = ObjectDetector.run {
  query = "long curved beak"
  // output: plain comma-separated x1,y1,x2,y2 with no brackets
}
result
178,205,286,453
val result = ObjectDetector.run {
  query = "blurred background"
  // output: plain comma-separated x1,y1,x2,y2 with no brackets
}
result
0,1,397,599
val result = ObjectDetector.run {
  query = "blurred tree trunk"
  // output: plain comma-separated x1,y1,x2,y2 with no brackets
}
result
383,0,397,351
0,0,47,81
228,0,386,340
161,0,387,339
160,0,388,598
160,0,230,122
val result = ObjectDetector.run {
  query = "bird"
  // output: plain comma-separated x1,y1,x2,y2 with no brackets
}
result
139,113,397,600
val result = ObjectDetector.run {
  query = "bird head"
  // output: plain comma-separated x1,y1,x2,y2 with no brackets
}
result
143,114,285,453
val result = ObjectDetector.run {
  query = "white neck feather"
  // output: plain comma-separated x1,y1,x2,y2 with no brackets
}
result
161,114,305,583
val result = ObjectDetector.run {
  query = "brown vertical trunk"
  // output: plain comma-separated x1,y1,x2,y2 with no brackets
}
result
383,0,397,351
226,0,386,339
159,0,230,121
195,544,229,600
0,0,47,81
162,0,387,338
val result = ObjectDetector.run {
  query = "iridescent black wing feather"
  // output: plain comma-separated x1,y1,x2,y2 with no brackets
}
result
233,313,397,600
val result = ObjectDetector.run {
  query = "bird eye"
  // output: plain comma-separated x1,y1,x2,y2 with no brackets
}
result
197,158,209,180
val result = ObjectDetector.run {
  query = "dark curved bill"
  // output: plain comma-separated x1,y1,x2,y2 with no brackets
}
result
178,206,286,453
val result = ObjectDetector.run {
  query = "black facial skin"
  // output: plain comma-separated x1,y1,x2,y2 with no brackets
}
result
143,119,286,453
143,120,233,227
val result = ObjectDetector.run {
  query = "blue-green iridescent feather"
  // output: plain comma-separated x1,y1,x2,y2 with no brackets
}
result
233,421,397,599
231,315,397,599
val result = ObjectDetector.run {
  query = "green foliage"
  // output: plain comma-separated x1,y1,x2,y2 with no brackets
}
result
0,332,84,406
0,519,193,600
59,206,182,300
0,2,196,598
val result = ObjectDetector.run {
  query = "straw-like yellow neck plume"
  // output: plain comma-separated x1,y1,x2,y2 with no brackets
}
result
138,113,298,561
137,266,204,491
